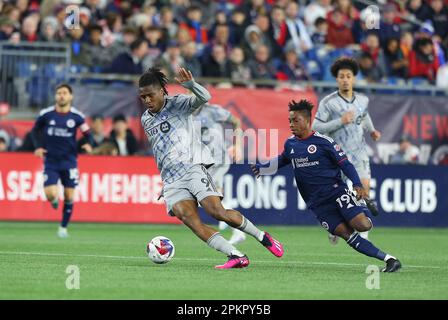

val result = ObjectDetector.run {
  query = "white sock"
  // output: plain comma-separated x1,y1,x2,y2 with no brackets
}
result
207,232,244,257
384,254,396,262
237,216,264,241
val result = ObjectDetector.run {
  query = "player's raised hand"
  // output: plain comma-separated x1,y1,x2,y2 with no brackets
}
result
81,143,93,154
354,186,368,200
341,111,355,124
370,130,381,141
250,164,260,179
175,67,194,84
34,148,47,159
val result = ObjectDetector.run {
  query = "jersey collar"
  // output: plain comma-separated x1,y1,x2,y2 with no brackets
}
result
296,130,315,140
337,91,356,104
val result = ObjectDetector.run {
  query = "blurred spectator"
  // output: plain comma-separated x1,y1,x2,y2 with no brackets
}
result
38,16,60,42
285,1,313,56
156,40,184,78
228,8,248,46
0,136,7,152
202,44,231,78
106,38,149,74
242,25,266,60
406,0,431,23
311,17,328,46
400,31,414,60
269,6,290,57
78,115,109,154
64,25,90,67
384,37,408,78
109,114,138,156
20,14,39,42
436,63,448,87
82,0,105,23
181,41,202,77
179,5,209,50
389,136,420,164
243,0,270,23
0,17,15,40
304,0,333,31
202,23,232,64
247,44,277,80
143,26,165,67
84,24,110,70
176,27,193,47
408,37,440,82
90,141,119,156
379,3,402,47
428,0,448,46
192,0,219,29
360,33,386,74
229,46,252,85
107,26,138,59
416,21,446,65
358,52,384,83
159,6,178,40
254,14,277,56
79,6,92,29
326,8,355,48
277,47,309,81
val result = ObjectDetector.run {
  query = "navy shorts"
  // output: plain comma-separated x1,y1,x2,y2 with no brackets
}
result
44,167,79,188
312,187,372,234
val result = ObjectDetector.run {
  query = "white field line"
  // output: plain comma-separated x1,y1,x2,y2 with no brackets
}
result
0,250,443,269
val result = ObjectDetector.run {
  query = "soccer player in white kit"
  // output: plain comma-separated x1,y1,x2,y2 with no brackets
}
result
313,57,381,243
139,67,284,268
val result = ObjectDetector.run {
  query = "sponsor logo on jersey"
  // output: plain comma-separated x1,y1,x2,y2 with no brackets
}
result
160,121,171,133
66,119,76,128
307,144,317,154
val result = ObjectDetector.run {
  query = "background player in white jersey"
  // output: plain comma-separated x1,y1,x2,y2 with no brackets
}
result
139,67,284,269
313,57,381,243
192,103,246,245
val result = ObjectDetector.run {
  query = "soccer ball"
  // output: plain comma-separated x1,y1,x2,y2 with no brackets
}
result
146,236,175,264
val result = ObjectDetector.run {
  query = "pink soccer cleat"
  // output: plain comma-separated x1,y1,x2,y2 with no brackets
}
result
215,255,250,269
261,232,284,257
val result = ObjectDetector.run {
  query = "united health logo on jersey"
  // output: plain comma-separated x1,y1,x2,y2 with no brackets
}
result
307,144,317,154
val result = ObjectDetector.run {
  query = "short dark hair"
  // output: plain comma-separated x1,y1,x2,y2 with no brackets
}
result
330,57,359,77
138,67,169,95
130,38,146,51
55,83,73,94
314,17,326,27
288,99,314,119
91,114,104,121
113,114,127,123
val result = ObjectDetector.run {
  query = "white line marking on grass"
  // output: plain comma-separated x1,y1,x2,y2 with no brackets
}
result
0,251,443,270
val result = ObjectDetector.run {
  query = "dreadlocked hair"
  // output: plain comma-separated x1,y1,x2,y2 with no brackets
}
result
288,99,314,119
138,68,169,95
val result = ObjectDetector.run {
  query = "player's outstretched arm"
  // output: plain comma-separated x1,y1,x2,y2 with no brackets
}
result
251,152,291,177
175,67,211,110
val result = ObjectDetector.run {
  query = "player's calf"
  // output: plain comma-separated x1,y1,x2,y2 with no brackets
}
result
349,213,372,233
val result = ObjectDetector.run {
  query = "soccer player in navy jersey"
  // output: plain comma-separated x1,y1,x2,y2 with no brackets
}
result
251,99,401,272
31,84,93,238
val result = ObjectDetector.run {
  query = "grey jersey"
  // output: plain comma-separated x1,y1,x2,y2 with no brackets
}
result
141,80,214,184
313,91,375,163
193,104,233,165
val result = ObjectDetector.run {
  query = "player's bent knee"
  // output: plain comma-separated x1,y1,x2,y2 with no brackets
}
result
356,219,373,232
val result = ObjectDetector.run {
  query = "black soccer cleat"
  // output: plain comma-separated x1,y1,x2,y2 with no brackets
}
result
365,198,379,216
381,258,402,273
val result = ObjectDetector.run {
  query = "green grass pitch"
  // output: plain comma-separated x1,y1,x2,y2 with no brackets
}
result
0,221,447,299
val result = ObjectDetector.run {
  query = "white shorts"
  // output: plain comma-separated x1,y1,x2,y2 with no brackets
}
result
163,164,223,216
206,163,230,191
343,158,371,182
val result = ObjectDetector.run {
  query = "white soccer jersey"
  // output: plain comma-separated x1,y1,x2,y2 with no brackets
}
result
313,91,375,163
141,81,214,184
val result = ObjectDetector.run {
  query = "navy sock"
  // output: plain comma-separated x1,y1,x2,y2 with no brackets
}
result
347,232,386,261
61,201,73,228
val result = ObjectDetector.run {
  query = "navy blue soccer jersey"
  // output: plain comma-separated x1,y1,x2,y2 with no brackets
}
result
257,131,363,209
32,106,90,170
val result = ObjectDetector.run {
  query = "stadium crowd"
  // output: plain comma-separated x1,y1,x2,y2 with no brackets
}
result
0,0,448,86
